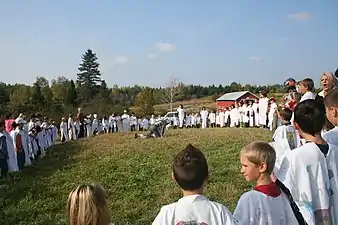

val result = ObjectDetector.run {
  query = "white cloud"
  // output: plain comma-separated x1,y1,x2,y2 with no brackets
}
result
155,42,176,52
279,37,289,41
112,56,128,64
288,12,312,21
147,53,158,59
249,56,261,61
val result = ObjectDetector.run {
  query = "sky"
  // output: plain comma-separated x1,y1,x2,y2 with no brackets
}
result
1,1,338,88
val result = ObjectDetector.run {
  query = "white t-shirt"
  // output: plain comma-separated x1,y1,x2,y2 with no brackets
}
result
276,142,331,225
152,195,237,225
323,127,338,146
234,190,298,225
300,91,316,102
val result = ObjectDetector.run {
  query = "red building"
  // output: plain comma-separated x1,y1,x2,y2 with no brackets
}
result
216,91,259,110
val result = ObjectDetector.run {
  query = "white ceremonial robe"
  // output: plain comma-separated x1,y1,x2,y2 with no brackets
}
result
219,111,225,127
224,110,230,126
258,97,269,126
191,115,197,127
276,143,331,225
242,105,249,124
121,113,130,132
323,127,338,146
300,91,316,103
1,131,18,172
60,121,68,141
85,119,92,136
142,118,149,130
22,125,31,165
185,116,191,127
200,110,208,129
68,118,76,140
92,119,99,134
234,190,298,225
247,106,254,127
216,114,220,126
152,195,237,225
271,124,299,170
102,119,109,132
324,143,338,224
196,116,201,127
177,107,185,128
209,113,216,124
52,125,58,143
268,102,278,131
252,102,259,126
173,117,179,127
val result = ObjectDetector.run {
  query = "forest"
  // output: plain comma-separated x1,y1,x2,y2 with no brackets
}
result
0,49,291,119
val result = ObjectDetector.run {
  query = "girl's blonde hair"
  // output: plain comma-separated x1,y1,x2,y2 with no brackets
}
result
321,72,338,89
67,183,111,225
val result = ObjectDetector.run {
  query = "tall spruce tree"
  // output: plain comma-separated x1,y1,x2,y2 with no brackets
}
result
76,49,102,101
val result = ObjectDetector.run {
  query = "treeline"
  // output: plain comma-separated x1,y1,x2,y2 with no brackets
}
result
0,49,293,119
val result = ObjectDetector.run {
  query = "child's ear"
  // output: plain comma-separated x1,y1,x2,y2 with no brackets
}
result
333,108,338,118
259,162,268,173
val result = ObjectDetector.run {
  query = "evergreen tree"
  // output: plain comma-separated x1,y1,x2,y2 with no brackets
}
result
66,80,77,106
76,49,102,101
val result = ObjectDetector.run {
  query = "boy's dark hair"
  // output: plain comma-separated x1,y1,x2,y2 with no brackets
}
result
324,88,338,108
279,108,293,122
300,78,314,91
260,90,268,97
11,121,17,129
172,144,208,191
294,99,325,136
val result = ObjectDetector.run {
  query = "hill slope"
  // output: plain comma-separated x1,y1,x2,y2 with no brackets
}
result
0,128,271,225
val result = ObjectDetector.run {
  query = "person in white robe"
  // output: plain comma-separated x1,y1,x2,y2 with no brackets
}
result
258,91,269,128
219,110,225,128
67,114,76,140
230,105,236,127
275,100,332,225
252,99,259,127
102,116,109,133
242,103,249,127
190,114,197,128
60,117,68,142
2,129,18,172
74,119,80,138
215,112,220,127
11,118,27,170
137,118,143,131
121,110,131,133
108,114,114,133
51,121,58,144
247,101,254,127
130,114,137,132
177,105,185,128
85,115,92,137
270,108,300,170
200,107,209,129
234,141,298,224
21,119,31,166
173,116,179,128
195,113,201,128
224,108,230,127
149,115,156,126
208,111,216,128
268,98,278,131
91,114,99,135
238,102,244,127
185,115,191,128
142,117,149,131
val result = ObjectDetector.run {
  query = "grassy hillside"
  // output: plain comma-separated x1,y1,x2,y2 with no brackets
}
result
0,128,271,225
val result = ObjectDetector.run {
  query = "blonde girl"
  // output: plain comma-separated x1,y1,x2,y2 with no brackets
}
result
67,183,113,225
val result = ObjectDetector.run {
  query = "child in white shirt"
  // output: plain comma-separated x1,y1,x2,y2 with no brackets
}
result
234,141,298,224
276,99,332,225
152,144,237,225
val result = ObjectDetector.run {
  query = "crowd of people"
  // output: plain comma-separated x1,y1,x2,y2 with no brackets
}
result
1,71,338,225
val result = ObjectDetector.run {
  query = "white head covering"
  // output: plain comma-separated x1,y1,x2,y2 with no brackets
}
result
15,118,25,124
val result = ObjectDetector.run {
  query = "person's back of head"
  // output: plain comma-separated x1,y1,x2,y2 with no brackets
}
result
294,99,325,136
67,183,111,225
172,144,208,191
11,121,17,130
279,108,293,123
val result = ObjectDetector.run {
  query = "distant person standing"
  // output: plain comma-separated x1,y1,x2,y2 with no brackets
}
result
177,105,185,128
76,108,85,138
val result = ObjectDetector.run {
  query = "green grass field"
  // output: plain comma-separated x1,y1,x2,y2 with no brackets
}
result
0,128,271,225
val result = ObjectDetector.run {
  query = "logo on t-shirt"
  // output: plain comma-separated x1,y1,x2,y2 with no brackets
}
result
176,221,207,225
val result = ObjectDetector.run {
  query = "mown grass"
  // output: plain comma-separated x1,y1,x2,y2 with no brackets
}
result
0,128,271,225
